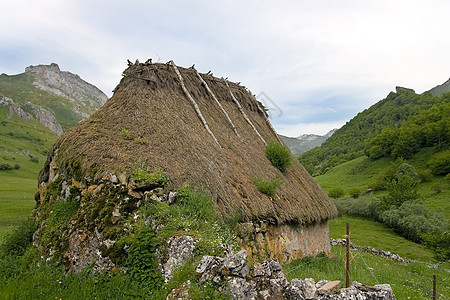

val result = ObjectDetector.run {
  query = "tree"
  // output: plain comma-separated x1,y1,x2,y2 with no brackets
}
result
382,163,419,208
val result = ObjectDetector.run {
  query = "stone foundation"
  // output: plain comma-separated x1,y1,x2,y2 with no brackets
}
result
237,221,331,264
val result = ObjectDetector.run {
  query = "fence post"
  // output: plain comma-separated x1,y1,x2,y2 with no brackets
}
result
346,223,350,288
433,275,436,300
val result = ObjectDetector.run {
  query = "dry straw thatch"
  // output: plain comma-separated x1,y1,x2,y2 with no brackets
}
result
40,61,337,225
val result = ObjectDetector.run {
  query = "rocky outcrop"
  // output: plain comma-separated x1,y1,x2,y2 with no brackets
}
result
194,251,396,299
1,96,63,135
25,63,107,110
161,235,196,282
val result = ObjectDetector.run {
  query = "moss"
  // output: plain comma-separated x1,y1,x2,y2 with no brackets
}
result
252,177,283,197
132,167,168,186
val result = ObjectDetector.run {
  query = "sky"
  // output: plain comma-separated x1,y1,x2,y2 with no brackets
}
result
1,0,449,137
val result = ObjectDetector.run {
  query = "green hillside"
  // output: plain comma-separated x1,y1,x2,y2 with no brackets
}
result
0,65,106,239
0,73,83,130
295,80,449,263
0,108,56,237
298,87,444,176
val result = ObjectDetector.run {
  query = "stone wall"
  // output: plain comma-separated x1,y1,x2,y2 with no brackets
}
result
237,221,331,264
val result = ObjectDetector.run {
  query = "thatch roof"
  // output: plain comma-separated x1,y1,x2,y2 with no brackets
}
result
39,61,337,225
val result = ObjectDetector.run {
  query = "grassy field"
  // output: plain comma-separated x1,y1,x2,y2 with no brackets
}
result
329,214,438,263
0,108,55,239
284,246,450,300
315,155,450,219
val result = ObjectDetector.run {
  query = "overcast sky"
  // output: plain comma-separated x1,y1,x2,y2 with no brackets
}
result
1,0,449,137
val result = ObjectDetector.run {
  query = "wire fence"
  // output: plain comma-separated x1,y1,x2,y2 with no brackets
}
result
283,223,448,300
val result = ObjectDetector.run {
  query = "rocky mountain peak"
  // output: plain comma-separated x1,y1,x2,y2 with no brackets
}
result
25,63,108,115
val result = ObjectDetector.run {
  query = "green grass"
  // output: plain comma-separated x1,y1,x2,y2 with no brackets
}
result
0,73,97,129
0,108,56,240
315,155,450,219
315,156,393,196
329,214,437,263
283,246,450,300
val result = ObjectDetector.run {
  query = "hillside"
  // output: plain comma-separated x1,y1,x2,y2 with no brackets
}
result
0,63,107,133
280,129,336,155
298,86,447,175
428,78,450,97
0,63,107,237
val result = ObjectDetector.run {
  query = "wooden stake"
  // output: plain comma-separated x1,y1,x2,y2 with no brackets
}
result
194,69,240,138
346,222,350,288
223,78,266,145
170,61,219,146
433,275,436,300
251,92,284,145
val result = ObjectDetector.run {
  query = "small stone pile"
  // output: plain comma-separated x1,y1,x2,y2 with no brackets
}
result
168,249,397,300
331,239,406,263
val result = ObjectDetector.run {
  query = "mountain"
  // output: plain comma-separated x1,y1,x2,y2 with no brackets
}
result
280,129,337,155
428,78,450,97
298,84,448,176
0,63,107,134
0,64,108,237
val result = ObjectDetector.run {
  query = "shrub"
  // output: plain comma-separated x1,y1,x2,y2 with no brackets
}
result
0,163,12,170
30,156,39,163
348,188,361,198
381,163,419,208
265,140,292,172
333,196,383,220
417,169,433,182
427,150,450,175
380,201,444,243
126,226,162,288
0,219,36,257
422,231,450,261
253,177,283,197
13,164,20,170
369,158,407,191
327,188,344,199
366,145,384,159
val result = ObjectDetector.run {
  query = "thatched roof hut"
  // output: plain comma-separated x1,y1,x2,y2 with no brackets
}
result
39,61,336,225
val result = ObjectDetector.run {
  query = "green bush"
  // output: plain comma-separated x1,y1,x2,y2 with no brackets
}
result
0,163,12,170
252,177,283,197
327,187,344,199
0,219,36,257
333,196,383,220
427,150,450,175
126,226,162,288
265,140,292,172
380,201,444,243
417,169,433,182
13,163,20,170
422,232,450,261
381,163,419,208
366,145,384,159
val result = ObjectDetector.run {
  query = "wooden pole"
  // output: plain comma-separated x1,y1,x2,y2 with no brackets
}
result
170,61,219,146
193,69,240,138
346,223,350,288
223,78,266,145
433,275,436,300
250,92,284,145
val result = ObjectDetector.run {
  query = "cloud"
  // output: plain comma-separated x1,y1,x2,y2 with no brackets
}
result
1,0,449,136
